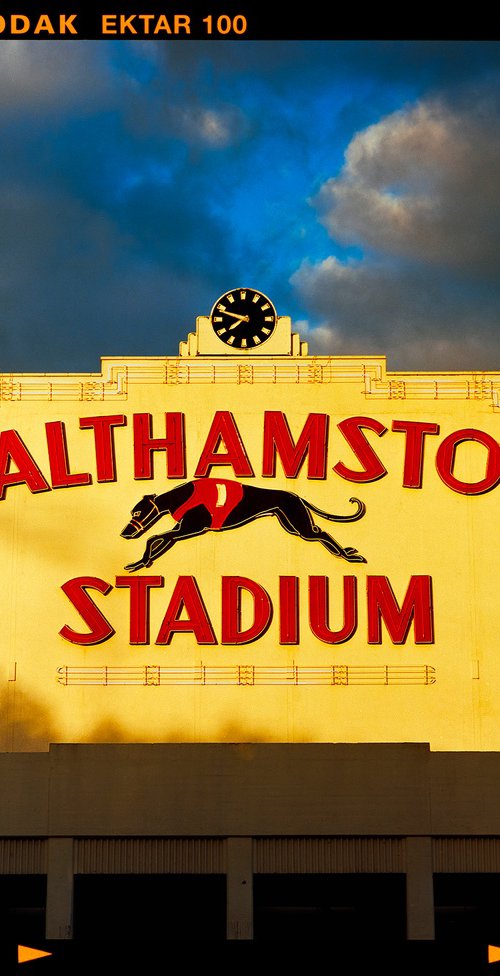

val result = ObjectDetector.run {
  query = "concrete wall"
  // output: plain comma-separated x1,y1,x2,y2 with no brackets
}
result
1,742,500,837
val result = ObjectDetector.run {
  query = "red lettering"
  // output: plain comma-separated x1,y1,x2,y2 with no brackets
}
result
221,576,272,644
436,428,500,495
333,416,387,483
367,575,434,644
115,575,163,644
79,415,126,482
392,420,440,488
194,411,254,478
0,429,50,500
59,576,114,645
279,576,299,644
133,413,186,480
309,576,357,644
156,576,216,644
45,421,91,488
262,412,328,479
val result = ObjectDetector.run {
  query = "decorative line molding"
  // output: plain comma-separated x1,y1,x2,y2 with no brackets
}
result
57,663,436,687
2,355,499,405
364,372,500,407
0,363,128,402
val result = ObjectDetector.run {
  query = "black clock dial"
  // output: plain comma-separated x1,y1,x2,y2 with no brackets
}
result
210,289,277,349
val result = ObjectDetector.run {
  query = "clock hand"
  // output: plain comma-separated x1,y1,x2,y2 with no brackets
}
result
222,311,250,322
228,317,247,330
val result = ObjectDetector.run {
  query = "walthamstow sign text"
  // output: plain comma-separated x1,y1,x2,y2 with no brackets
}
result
1,410,496,649
0,410,498,495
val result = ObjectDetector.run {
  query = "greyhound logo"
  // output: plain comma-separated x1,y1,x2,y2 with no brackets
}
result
121,478,367,573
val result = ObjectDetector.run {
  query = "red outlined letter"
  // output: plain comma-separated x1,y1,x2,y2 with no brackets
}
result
279,576,299,644
0,429,50,500
156,576,216,644
436,428,500,495
263,412,328,479
221,576,272,644
115,575,163,644
309,576,358,644
80,415,126,482
392,420,440,488
195,411,254,478
133,413,186,480
45,422,92,488
333,416,387,483
367,575,434,644
59,577,114,645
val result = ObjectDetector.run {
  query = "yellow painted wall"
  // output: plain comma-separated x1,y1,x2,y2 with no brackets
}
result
1,353,499,750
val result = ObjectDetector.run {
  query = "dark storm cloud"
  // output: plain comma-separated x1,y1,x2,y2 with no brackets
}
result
2,40,500,372
0,40,114,113
319,41,500,89
162,40,500,91
0,41,252,369
293,256,500,370
0,181,210,369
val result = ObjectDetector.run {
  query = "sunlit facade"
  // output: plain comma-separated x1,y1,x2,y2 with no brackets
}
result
2,298,500,943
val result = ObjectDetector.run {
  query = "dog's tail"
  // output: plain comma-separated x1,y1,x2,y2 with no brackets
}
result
304,497,366,522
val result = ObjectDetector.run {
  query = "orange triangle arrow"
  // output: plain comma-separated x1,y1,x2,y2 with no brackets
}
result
489,945,500,964
18,946,52,964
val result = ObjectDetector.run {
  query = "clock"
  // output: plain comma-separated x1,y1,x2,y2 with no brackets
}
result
210,288,277,349
179,290,308,357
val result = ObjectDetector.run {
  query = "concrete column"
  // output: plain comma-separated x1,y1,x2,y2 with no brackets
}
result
406,836,435,940
45,838,74,939
226,837,253,940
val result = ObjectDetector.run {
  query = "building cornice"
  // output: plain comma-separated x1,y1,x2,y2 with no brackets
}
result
1,355,500,408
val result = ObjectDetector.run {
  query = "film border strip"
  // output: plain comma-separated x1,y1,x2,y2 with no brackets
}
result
57,664,436,687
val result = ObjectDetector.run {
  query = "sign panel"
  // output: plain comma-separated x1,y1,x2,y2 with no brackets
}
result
1,325,500,749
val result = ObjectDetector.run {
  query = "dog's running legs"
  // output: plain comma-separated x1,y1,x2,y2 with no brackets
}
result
125,532,177,572
125,510,212,572
274,509,365,563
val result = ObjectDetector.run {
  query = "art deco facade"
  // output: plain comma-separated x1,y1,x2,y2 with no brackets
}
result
2,294,500,950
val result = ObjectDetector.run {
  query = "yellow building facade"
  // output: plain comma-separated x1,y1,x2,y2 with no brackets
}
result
3,294,500,949
1,295,499,752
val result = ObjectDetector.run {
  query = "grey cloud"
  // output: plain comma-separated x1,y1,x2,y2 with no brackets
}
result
0,40,114,113
293,91,500,370
313,96,500,274
165,103,249,148
292,255,500,370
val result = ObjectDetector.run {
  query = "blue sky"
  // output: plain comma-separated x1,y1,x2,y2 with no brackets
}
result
1,39,500,371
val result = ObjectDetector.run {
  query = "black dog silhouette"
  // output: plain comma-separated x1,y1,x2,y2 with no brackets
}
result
121,477,366,572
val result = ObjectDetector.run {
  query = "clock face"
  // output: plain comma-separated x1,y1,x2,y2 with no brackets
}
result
210,289,277,349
